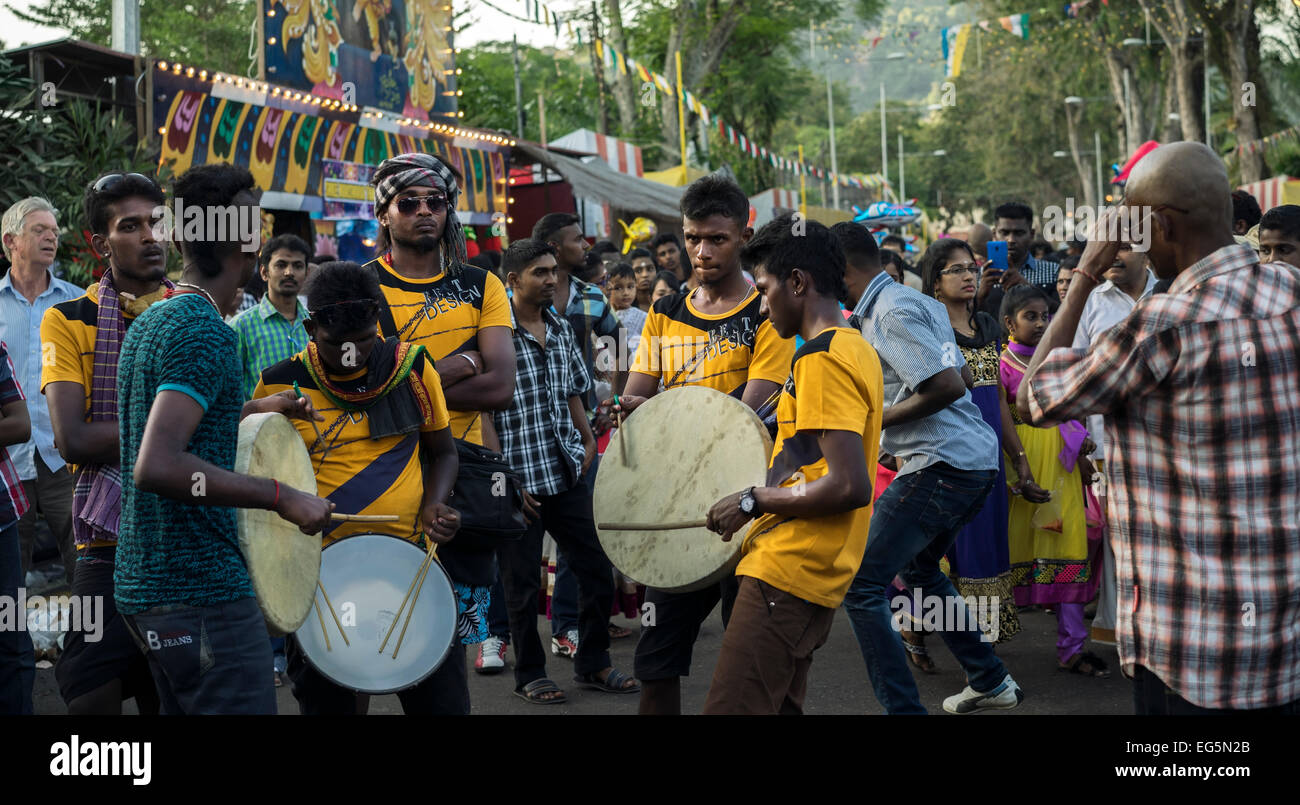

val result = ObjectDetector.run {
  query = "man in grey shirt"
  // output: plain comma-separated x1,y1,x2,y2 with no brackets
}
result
832,222,1023,715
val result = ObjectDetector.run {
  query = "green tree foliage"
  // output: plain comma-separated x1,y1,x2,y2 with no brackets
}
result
0,51,163,285
8,0,257,75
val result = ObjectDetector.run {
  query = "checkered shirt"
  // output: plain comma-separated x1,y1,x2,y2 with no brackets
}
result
0,342,31,527
229,296,311,400
1019,255,1060,288
495,305,592,496
1026,243,1300,709
559,276,620,410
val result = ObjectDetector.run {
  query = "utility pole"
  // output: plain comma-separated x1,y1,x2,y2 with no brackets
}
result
880,83,888,189
589,3,609,135
112,0,139,54
512,35,525,138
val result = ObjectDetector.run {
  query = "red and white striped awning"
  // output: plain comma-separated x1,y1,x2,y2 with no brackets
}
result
1237,175,1300,214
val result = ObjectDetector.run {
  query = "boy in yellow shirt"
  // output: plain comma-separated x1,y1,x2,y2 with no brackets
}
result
703,215,883,715
253,261,461,714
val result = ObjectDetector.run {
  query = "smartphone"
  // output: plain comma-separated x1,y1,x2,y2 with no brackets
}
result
986,241,1009,270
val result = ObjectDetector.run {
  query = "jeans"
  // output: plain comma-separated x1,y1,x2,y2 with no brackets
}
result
123,597,275,715
487,571,510,642
0,522,34,714
550,551,578,638
17,452,74,584
552,453,600,639
843,463,1006,714
497,479,614,688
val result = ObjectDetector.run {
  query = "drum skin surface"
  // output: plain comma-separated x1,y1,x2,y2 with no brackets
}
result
593,386,773,593
234,412,321,636
297,533,457,694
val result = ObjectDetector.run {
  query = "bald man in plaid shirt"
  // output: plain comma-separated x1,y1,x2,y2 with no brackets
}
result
1018,142,1300,714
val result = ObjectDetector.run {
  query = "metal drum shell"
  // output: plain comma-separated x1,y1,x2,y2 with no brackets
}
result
296,532,457,695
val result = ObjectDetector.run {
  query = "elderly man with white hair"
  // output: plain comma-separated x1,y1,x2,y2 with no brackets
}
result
0,197,82,585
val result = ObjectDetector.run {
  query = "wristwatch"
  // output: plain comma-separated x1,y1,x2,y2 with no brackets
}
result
739,486,760,516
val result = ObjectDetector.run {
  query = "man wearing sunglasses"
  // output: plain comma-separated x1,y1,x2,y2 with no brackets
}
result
1017,142,1300,715
253,260,461,714
40,172,173,715
365,152,516,714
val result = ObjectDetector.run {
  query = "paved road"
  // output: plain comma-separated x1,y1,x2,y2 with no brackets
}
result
34,602,1131,715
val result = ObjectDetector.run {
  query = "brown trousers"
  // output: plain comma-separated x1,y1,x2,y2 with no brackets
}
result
702,575,835,715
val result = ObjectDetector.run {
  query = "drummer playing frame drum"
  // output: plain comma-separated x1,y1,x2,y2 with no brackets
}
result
253,260,461,715
701,215,882,715
603,175,796,716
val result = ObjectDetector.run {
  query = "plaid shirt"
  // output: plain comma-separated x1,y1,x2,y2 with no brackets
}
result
1026,244,1300,709
1018,255,1060,288
559,276,620,410
0,342,31,528
495,304,592,496
229,296,311,400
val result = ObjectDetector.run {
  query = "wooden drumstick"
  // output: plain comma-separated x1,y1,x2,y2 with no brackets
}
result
391,549,434,660
598,520,709,531
379,540,438,654
314,596,332,652
295,381,327,451
317,580,350,647
330,513,400,522
614,395,633,469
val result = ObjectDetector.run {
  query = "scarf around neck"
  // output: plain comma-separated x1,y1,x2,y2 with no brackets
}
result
304,338,436,439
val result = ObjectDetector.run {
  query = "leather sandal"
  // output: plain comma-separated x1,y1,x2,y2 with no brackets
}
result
514,678,567,704
573,667,640,694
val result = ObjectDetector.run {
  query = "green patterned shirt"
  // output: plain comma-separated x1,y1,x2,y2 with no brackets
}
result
229,295,311,400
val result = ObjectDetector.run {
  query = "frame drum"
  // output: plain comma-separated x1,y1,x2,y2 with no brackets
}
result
297,533,457,694
235,412,321,636
593,386,773,593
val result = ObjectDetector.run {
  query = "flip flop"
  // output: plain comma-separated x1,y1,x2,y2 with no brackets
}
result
513,678,567,704
574,667,640,694
607,624,632,639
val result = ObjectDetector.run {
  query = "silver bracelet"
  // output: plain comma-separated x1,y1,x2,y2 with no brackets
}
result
460,353,479,373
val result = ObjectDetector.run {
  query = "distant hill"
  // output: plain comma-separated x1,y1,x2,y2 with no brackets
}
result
805,0,973,114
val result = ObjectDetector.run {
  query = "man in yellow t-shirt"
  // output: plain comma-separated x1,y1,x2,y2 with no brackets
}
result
702,215,882,715
253,261,460,714
363,152,516,714
40,172,172,716
606,175,796,715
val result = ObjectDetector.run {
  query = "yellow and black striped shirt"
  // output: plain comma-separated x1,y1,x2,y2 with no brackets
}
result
254,348,450,547
365,256,511,446
629,287,794,396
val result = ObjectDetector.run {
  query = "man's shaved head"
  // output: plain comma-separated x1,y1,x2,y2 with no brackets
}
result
1123,142,1234,279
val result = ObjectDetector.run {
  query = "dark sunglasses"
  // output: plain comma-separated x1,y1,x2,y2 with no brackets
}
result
395,194,447,215
309,299,380,327
93,173,153,193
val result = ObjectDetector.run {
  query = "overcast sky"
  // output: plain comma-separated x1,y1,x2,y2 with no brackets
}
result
0,0,590,50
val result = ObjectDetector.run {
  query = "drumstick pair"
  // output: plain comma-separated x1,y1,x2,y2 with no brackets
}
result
379,538,439,660
314,581,350,651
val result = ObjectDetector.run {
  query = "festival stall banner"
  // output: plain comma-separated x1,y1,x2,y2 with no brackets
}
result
261,0,457,119
153,71,508,225
321,159,376,219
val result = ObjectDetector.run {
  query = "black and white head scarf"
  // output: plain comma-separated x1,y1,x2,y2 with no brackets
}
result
372,152,467,276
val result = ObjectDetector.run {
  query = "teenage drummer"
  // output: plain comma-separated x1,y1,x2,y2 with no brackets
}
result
115,164,334,715
365,153,516,714
254,260,461,714
604,175,796,715
702,215,883,714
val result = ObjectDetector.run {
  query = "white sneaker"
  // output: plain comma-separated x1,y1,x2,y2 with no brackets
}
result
475,636,507,675
942,674,1024,714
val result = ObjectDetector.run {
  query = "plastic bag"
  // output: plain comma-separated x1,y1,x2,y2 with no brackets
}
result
1030,477,1068,533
